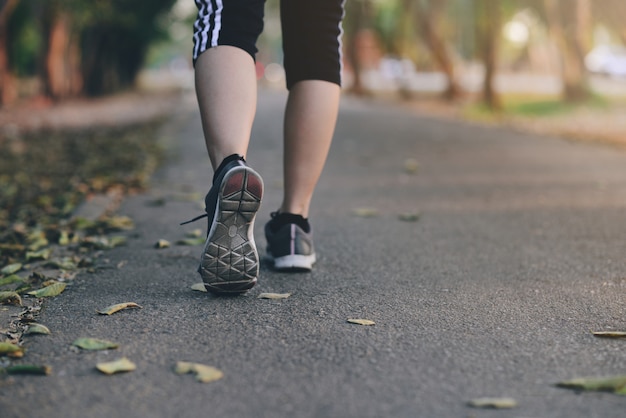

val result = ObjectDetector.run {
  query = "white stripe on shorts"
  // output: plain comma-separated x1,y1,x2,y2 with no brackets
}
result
193,0,224,60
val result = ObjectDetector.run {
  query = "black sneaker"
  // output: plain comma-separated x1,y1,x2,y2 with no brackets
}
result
264,212,316,271
182,155,263,293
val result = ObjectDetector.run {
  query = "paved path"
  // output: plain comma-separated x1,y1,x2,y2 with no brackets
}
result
3,90,626,418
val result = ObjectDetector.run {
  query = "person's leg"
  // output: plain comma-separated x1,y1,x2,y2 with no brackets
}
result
195,47,257,169
279,0,344,217
188,0,266,293
264,0,344,271
280,80,340,217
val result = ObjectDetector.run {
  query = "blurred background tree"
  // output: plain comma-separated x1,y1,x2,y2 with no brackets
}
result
2,0,625,112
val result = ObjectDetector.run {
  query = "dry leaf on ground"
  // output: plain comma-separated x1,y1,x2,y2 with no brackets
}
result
467,397,518,409
258,293,291,299
73,337,119,350
592,331,626,338
96,357,136,375
27,282,67,298
398,212,421,222
557,375,626,395
191,283,207,292
25,323,51,335
97,302,142,315
1,263,22,275
404,158,419,174
155,239,171,249
0,342,24,357
0,291,22,306
347,319,376,326
0,274,24,287
351,208,379,218
175,361,223,383
176,237,205,246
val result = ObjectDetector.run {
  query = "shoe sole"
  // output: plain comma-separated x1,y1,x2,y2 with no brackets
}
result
272,253,316,272
200,166,263,294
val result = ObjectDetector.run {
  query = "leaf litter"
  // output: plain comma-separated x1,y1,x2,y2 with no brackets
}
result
96,357,136,375
73,337,119,350
258,293,291,299
557,375,626,395
27,281,67,298
347,319,376,326
97,302,142,315
467,397,518,409
175,361,223,383
592,331,626,338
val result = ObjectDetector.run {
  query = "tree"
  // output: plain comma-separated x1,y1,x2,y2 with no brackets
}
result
475,0,502,110
404,0,463,100
0,0,19,106
544,0,592,102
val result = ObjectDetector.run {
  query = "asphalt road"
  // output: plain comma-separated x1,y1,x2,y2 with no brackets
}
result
2,90,626,418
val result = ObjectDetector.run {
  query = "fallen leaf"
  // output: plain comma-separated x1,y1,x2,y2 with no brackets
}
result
104,216,134,231
258,293,291,299
398,212,421,222
4,364,52,375
73,337,119,350
25,323,51,335
44,257,78,270
191,283,207,292
108,236,127,248
1,263,22,275
404,158,419,174
176,237,205,246
351,208,379,218
347,319,376,326
97,302,142,315
96,357,136,375
0,274,24,287
186,229,203,238
155,239,171,249
175,361,223,383
25,248,51,261
0,342,24,357
592,331,626,338
468,397,518,409
557,375,626,395
0,291,22,306
27,282,67,298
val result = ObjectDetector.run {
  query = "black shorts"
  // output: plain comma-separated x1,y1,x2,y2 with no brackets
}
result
193,0,344,89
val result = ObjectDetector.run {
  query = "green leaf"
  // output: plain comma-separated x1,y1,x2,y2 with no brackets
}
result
97,302,142,315
398,212,421,222
73,337,118,350
25,248,51,261
0,342,23,357
0,274,24,287
175,237,205,246
0,291,22,306
28,282,67,298
175,361,223,383
1,263,22,275
4,364,51,375
557,375,626,394
25,323,51,335
96,357,136,375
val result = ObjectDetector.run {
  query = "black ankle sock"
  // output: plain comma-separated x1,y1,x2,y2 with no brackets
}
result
269,212,310,233
212,154,244,184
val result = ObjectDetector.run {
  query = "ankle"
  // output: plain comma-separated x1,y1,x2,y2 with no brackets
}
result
269,211,311,233
212,154,245,184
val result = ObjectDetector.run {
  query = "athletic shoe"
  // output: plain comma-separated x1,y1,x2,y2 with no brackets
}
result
264,212,316,271
181,155,263,293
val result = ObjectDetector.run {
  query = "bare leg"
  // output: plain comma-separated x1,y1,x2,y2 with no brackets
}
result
280,80,341,217
194,46,257,169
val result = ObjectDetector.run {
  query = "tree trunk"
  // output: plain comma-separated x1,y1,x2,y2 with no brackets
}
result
0,0,19,107
44,11,82,100
545,0,591,102
412,0,463,101
475,0,502,111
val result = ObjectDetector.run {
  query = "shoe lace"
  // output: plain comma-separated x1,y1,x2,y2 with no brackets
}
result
180,213,207,226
